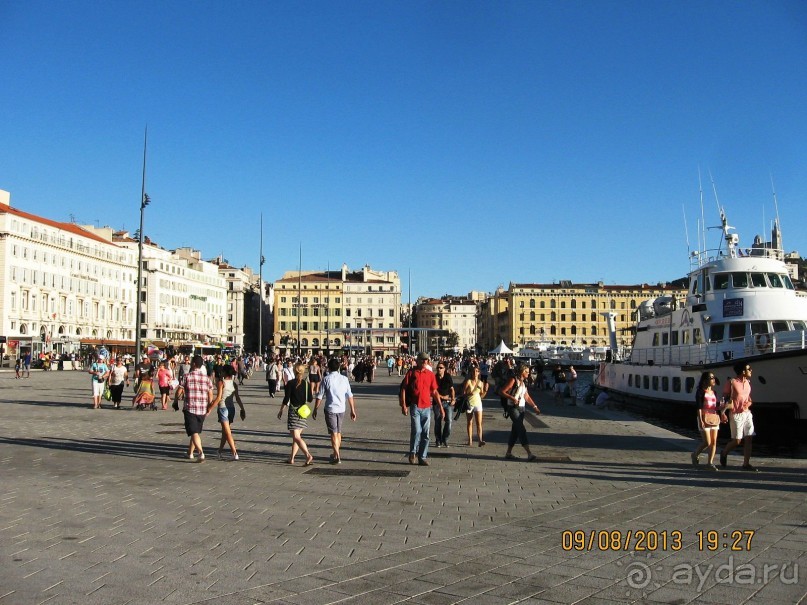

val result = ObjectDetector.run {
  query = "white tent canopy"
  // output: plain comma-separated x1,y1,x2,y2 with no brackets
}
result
489,340,513,355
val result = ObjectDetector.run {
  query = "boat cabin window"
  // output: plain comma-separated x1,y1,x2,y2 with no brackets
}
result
672,377,681,392
750,273,766,287
628,375,633,387
705,276,711,291
768,273,784,288
652,333,660,346
682,330,690,344
708,324,725,342
671,331,679,345
652,376,659,391
662,333,669,345
685,376,695,393
634,374,640,387
772,321,789,333
728,323,746,340
693,328,703,344
643,375,649,389
714,274,730,290
783,275,795,290
690,279,698,294
731,273,748,288
793,321,807,331
750,322,768,335
662,377,669,391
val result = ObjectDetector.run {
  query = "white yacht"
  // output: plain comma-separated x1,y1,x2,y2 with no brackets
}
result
597,208,807,431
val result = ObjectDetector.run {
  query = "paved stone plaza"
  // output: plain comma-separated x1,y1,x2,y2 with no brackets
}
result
1,369,805,605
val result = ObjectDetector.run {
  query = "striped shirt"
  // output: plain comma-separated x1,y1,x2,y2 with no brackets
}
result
181,369,212,415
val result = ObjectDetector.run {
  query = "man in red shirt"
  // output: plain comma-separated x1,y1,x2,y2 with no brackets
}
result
400,352,443,466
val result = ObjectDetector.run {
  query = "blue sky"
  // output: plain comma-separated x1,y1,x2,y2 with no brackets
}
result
2,1,806,299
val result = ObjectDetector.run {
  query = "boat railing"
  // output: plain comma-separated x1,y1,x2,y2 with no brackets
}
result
688,245,784,271
627,329,807,366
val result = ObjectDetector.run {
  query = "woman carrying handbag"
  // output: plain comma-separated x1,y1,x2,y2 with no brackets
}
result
278,363,315,466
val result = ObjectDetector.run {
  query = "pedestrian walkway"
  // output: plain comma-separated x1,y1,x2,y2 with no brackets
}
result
1,370,805,604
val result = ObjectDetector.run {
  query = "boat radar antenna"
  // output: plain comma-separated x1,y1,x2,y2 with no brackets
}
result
682,205,691,257
708,171,738,258
698,166,706,255
770,174,783,251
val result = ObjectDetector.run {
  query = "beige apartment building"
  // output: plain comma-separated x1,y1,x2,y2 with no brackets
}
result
414,296,478,353
273,264,400,356
478,281,687,352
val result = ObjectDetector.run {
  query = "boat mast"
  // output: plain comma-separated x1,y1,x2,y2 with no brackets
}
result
708,172,737,259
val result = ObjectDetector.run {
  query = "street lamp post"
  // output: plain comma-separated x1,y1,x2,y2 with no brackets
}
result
134,128,150,366
135,192,150,365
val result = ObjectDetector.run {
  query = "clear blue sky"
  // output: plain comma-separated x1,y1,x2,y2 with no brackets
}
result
2,1,806,299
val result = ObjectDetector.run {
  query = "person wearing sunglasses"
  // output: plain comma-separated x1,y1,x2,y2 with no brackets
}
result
433,363,455,447
719,363,758,471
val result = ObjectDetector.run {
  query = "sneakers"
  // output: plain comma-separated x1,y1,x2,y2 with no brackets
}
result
741,464,759,472
418,458,430,466
408,454,417,465
720,452,728,468
691,452,700,466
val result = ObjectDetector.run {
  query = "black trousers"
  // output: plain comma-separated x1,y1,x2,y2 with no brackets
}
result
507,410,529,449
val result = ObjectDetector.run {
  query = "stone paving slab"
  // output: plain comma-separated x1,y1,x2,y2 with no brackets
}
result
0,369,805,605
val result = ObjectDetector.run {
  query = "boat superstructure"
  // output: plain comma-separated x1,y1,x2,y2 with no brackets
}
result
597,207,807,429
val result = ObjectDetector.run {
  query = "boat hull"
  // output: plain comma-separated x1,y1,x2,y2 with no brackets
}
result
597,349,807,436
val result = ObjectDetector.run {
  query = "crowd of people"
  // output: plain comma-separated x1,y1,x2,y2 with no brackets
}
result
72,347,759,471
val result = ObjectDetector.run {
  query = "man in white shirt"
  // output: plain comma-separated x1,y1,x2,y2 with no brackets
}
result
313,358,357,463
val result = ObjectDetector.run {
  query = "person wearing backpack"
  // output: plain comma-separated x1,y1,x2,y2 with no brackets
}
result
493,356,515,416
499,363,541,462
400,352,443,466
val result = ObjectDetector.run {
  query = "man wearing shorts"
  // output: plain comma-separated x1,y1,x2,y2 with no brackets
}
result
174,355,213,462
313,358,356,464
719,362,758,472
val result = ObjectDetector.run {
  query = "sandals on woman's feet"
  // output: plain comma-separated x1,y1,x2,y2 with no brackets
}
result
305,456,314,466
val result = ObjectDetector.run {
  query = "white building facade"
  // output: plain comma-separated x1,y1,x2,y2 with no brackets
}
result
111,238,228,347
0,190,137,359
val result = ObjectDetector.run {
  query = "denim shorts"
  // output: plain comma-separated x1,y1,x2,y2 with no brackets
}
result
217,404,235,424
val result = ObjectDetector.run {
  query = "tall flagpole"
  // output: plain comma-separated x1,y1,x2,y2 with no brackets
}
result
326,261,330,357
297,244,302,357
258,214,264,356
408,268,412,355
